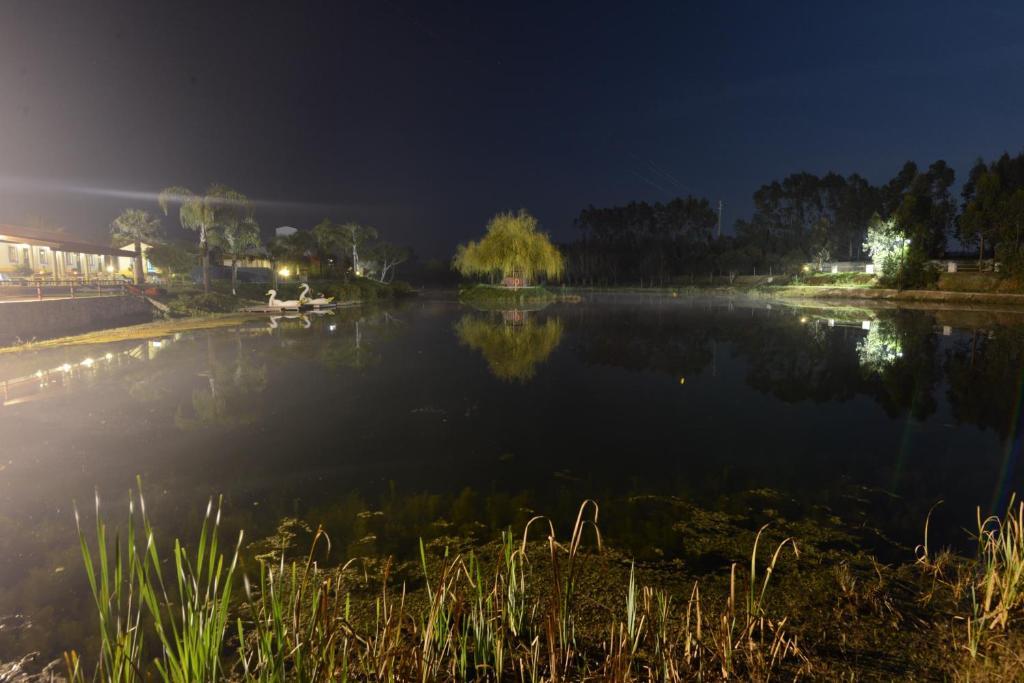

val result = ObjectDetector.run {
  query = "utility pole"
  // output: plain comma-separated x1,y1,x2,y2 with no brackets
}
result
717,200,723,239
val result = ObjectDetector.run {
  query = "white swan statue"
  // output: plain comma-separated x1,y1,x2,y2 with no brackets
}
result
298,283,335,307
266,289,301,310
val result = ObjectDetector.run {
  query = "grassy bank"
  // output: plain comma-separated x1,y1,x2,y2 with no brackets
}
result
43,486,1024,681
459,284,561,306
160,277,414,314
566,278,1024,309
773,284,1024,307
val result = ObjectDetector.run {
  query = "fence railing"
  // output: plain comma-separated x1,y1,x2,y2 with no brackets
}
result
808,259,1002,275
0,279,128,301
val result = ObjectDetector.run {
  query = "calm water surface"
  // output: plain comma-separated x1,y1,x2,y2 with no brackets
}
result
1,294,1023,659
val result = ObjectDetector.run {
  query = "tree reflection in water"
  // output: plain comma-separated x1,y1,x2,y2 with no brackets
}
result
455,311,563,383
174,333,268,429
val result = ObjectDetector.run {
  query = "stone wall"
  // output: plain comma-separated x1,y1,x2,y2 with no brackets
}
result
0,295,153,344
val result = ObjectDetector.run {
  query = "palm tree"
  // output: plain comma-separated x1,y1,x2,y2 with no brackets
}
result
110,209,162,284
311,219,346,277
218,215,261,295
265,236,292,290
157,184,249,293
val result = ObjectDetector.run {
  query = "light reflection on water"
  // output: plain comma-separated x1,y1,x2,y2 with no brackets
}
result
0,295,1022,660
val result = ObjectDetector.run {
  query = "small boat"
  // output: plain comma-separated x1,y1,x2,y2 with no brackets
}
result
299,283,335,308
266,289,301,310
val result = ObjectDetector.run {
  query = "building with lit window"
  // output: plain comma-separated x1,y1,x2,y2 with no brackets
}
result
0,224,135,280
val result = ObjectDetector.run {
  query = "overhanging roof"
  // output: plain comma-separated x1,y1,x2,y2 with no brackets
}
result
0,224,134,257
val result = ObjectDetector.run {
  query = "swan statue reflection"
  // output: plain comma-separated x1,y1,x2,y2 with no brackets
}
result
298,283,335,307
266,289,301,310
268,313,311,330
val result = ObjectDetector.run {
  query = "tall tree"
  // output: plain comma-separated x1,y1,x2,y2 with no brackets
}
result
264,236,292,289
959,152,1024,270
157,184,248,292
893,160,955,257
339,222,378,276
217,214,260,295
311,219,347,276
146,242,195,282
368,242,410,282
110,209,162,284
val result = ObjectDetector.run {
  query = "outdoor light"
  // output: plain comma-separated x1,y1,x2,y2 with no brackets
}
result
106,265,114,273
329,323,337,332
105,353,113,360
278,267,291,278
679,376,685,385
152,340,163,348
61,363,71,373
81,358,94,367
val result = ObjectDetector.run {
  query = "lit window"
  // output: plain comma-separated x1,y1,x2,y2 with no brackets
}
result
6,246,15,263
38,249,47,265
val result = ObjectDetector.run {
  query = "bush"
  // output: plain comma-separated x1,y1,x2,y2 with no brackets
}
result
878,248,939,290
996,243,1024,276
165,291,239,316
320,277,415,302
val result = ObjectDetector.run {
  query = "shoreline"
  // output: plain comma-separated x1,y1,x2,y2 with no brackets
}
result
0,312,264,354
566,283,1024,310
5,285,1024,356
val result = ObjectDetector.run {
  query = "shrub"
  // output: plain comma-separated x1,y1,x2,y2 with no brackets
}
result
863,215,937,289
996,243,1024,276
166,292,239,316
320,277,415,302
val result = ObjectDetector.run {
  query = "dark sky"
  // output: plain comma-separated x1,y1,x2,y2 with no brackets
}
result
2,1,1023,257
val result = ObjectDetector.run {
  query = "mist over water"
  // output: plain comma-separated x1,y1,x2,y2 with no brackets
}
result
1,295,1022,660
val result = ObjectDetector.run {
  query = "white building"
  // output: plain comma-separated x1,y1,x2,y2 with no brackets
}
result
0,224,134,280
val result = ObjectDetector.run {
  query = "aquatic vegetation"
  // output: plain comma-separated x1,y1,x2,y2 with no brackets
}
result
65,489,817,681
68,480,242,683
455,313,563,383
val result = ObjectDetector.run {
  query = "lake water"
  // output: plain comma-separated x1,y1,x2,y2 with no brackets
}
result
1,293,1022,660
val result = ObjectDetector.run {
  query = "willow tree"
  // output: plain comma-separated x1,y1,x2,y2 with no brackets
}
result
453,210,564,287
158,184,249,292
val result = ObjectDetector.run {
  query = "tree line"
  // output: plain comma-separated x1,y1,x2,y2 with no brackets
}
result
563,151,1024,286
106,183,410,293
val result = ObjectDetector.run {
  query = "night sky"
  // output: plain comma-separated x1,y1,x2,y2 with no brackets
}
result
2,1,1023,257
